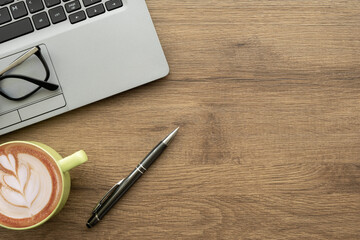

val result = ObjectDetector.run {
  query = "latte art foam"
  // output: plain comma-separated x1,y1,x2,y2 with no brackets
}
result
0,143,62,228
0,153,53,218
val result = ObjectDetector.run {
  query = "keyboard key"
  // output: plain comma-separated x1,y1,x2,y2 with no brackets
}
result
69,10,85,24
0,0,13,6
105,0,122,11
86,3,104,18
82,0,100,7
0,18,34,44
26,0,44,13
48,5,66,24
0,7,11,25
10,2,27,19
65,0,80,13
44,0,60,8
32,11,50,29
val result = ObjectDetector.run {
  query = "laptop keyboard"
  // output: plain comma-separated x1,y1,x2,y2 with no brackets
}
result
0,0,123,44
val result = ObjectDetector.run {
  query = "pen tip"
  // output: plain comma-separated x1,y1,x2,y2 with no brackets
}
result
173,127,180,136
163,127,179,146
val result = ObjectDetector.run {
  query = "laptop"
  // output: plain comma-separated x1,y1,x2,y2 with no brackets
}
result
0,0,169,135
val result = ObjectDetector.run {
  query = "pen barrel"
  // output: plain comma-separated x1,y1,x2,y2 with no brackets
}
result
97,168,143,219
140,142,167,169
94,142,168,221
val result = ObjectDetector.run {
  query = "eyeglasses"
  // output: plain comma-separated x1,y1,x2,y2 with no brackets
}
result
0,47,59,101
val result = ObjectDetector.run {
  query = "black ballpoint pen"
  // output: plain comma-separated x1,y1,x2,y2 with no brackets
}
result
86,127,179,228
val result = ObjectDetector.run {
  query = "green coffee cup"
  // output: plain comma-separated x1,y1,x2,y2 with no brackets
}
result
0,141,88,230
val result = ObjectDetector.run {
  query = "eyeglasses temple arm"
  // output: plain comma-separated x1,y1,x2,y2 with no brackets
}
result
0,47,39,76
21,77,59,91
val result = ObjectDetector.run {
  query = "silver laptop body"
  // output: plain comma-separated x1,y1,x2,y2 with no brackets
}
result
0,0,169,135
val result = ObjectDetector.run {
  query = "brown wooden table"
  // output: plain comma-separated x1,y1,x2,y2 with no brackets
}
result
2,0,360,239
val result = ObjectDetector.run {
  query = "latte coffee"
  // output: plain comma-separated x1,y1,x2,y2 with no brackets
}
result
0,143,62,228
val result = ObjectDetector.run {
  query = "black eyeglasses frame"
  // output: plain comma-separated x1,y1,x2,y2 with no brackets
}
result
0,47,58,101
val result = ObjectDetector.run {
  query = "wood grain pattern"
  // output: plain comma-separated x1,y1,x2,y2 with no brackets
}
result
1,0,360,239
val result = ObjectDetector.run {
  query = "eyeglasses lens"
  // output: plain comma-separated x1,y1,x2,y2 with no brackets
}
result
0,53,46,99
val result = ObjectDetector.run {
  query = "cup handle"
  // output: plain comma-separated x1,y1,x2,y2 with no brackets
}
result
58,150,88,172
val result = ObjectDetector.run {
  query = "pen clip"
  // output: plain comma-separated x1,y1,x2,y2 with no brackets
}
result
92,178,124,214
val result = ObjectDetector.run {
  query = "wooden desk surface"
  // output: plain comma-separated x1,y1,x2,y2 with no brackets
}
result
2,0,360,239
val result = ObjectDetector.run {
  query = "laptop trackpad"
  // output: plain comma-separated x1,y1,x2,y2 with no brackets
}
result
0,45,66,121
18,94,66,120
